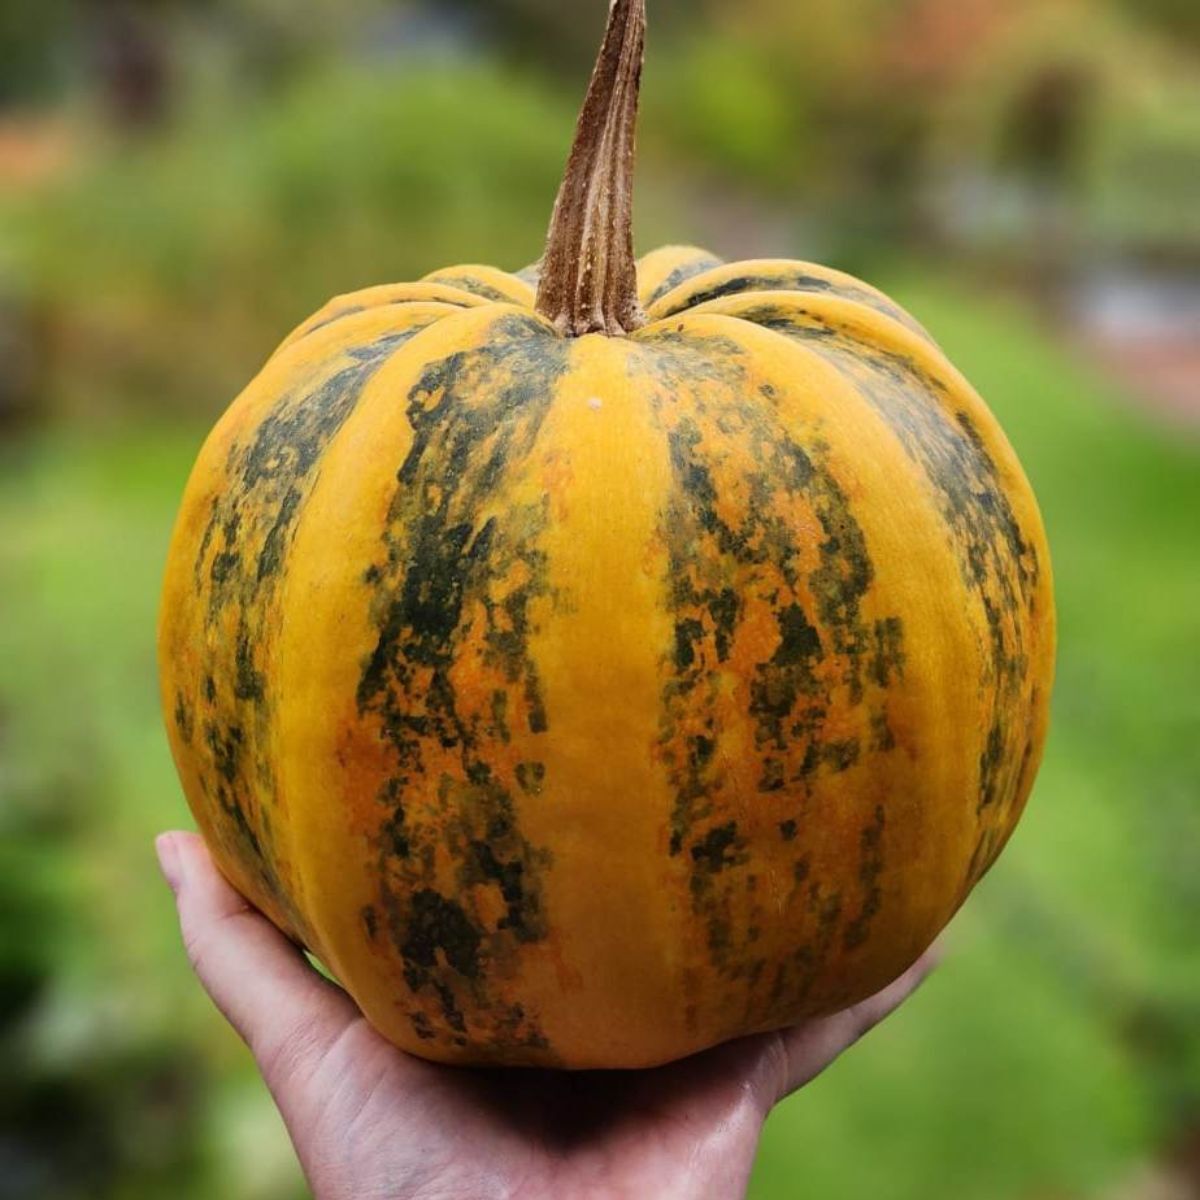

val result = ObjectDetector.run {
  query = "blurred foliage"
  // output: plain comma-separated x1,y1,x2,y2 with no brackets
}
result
1116,0,1200,46
0,0,74,105
923,2,1200,256
440,0,693,71
0,1,1197,1198
4,0,1198,430
3,60,575,422
643,33,801,190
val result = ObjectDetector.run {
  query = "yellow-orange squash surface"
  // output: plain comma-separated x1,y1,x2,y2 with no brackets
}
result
158,245,1055,1068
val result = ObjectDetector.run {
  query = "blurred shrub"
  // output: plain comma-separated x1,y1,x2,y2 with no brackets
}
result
642,34,803,192
920,1,1200,260
3,59,573,422
442,0,693,73
1089,68,1200,252
0,0,75,104
644,0,1200,258
1113,0,1200,47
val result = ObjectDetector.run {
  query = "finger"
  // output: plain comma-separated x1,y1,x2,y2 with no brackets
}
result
771,948,939,1101
157,831,360,1091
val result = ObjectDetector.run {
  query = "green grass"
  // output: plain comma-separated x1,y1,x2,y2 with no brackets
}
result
1,276,1196,1199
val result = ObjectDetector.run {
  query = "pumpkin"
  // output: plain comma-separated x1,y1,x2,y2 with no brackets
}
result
158,0,1055,1069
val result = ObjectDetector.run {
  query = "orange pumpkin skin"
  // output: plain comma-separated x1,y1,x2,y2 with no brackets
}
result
157,246,1055,1068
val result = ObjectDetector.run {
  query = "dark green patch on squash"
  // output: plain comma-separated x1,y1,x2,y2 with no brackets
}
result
357,313,571,1056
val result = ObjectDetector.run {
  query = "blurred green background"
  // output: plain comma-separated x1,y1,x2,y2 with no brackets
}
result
1,1,1198,1197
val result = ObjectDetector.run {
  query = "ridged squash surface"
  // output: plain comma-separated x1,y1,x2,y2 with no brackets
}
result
158,247,1055,1067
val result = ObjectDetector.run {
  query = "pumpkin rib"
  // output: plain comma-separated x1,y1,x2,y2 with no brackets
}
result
698,295,1055,618
678,289,1052,558
636,245,726,309
160,309,485,958
511,334,700,1067
272,301,472,364
674,304,1055,890
421,264,538,307
274,307,535,976
272,305,582,1064
647,258,934,342
633,314,995,1030
279,282,492,352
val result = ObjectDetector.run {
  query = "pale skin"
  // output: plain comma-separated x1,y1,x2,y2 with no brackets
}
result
157,831,937,1200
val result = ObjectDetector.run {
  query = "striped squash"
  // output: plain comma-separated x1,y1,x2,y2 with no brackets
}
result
158,0,1054,1069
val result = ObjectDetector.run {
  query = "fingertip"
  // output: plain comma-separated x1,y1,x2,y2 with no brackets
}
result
155,832,184,895
156,830,213,890
170,830,211,873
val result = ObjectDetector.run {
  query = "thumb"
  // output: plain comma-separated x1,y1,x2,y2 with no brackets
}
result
157,831,360,1093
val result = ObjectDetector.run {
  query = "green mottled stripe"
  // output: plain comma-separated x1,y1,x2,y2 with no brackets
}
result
423,268,532,305
355,312,571,1057
186,326,434,925
635,327,907,1022
662,268,930,340
644,252,725,308
303,296,475,340
734,302,1041,875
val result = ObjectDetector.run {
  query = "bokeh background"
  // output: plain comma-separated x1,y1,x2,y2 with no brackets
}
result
1,1,1198,1197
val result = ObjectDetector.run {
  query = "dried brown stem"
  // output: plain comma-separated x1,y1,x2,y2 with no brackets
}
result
535,0,647,338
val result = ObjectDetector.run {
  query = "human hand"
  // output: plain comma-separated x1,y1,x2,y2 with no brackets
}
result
157,830,936,1200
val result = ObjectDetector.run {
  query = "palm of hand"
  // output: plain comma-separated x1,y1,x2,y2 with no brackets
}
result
295,1020,772,1199
157,832,934,1200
